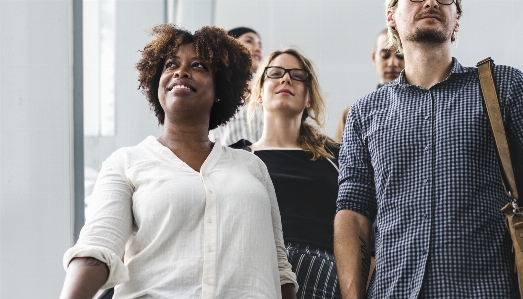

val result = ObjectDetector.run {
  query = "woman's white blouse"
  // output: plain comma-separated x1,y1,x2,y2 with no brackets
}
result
63,136,297,298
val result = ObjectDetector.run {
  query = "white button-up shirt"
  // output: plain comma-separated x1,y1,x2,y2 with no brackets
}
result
64,136,297,298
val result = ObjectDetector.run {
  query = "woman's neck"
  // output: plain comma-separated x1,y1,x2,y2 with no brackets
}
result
252,113,301,149
158,121,212,151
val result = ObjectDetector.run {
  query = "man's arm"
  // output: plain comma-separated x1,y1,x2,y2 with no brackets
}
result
334,209,372,299
59,257,109,299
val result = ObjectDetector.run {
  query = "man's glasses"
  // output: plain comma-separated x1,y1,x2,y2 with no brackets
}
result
392,0,455,6
264,66,310,82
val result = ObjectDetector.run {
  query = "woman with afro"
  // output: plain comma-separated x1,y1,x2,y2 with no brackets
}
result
60,25,297,299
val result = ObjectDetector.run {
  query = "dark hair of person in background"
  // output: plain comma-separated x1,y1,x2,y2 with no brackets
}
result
228,27,263,73
136,24,252,130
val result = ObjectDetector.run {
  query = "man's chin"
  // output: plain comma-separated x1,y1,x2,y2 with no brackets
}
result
406,28,449,44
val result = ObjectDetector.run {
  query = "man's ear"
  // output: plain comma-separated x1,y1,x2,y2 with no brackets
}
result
454,14,460,33
387,9,396,28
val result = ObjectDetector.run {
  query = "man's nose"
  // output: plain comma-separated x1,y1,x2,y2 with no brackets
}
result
424,0,440,8
387,57,400,67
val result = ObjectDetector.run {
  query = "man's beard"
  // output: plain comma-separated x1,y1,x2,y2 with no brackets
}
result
405,28,449,44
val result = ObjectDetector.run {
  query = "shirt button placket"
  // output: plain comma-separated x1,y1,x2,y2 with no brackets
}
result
422,91,433,272
201,173,217,298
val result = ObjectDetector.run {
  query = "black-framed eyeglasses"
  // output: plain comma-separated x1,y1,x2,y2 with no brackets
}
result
392,0,455,6
264,66,310,82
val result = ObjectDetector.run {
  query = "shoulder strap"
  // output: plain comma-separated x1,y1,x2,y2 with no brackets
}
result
477,57,519,201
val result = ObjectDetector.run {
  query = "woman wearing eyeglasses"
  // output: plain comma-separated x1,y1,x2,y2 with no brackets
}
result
231,48,341,299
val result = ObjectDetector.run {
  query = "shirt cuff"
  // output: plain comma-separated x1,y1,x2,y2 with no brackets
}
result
278,260,299,292
63,244,129,289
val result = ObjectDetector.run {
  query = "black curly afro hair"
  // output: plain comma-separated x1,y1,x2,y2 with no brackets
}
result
135,24,252,130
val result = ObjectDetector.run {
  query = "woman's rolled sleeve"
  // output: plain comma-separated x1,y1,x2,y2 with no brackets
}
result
63,244,129,289
63,150,134,288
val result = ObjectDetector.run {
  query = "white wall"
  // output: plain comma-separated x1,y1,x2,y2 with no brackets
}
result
214,0,523,136
84,0,164,171
0,0,74,297
85,0,523,169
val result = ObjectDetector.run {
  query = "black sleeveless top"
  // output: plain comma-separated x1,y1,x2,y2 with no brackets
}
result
231,140,339,253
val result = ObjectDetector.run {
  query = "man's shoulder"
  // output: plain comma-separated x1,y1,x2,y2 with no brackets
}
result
352,83,398,112
460,58,522,80
492,64,523,79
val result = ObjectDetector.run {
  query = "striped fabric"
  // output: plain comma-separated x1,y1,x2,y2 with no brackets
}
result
286,242,341,299
210,105,263,146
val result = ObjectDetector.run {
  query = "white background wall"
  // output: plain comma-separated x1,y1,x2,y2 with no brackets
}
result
85,0,523,171
1,0,522,297
0,0,75,298
213,0,523,135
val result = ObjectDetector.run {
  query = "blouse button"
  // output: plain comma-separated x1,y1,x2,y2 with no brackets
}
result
209,189,214,194
207,218,213,223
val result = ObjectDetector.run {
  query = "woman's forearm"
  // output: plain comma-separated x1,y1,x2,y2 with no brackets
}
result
59,257,109,299
281,283,297,299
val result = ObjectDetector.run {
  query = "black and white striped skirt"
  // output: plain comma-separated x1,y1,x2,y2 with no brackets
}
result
286,242,341,299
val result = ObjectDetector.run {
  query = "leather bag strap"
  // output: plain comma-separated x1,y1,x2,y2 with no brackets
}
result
477,57,519,201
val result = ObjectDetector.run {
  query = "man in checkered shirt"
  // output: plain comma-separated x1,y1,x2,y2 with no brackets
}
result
334,0,523,298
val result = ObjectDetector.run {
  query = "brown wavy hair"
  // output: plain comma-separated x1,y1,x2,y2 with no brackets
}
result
248,48,337,161
135,24,252,130
386,0,463,54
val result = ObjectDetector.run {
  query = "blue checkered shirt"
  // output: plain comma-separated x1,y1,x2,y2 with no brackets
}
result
337,58,523,298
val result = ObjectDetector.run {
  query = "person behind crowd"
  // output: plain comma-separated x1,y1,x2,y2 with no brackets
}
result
210,26,264,146
231,48,341,298
334,0,523,298
334,28,404,142
59,24,297,299
229,27,263,73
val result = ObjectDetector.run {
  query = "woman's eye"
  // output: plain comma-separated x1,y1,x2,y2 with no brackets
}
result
165,61,177,69
192,62,207,69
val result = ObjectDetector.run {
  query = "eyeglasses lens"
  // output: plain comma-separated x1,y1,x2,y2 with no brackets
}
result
411,0,453,4
289,70,308,81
